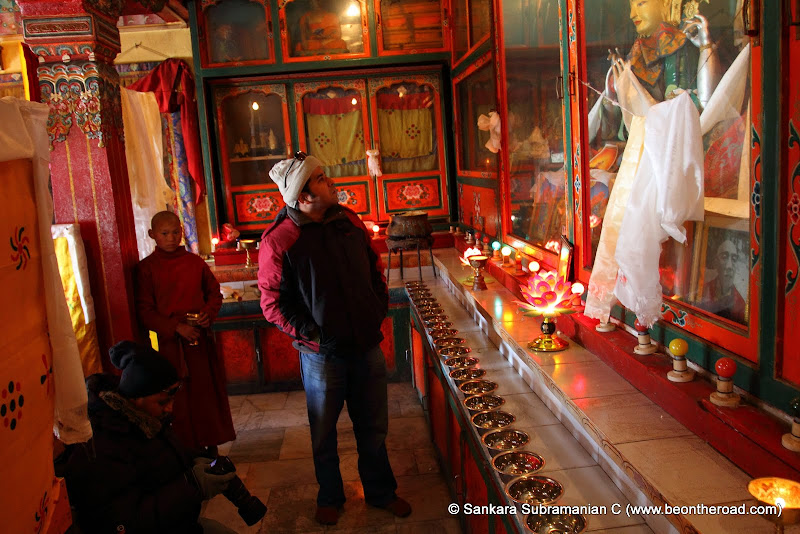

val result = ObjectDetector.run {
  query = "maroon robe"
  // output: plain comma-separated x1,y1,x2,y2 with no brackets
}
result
135,247,235,448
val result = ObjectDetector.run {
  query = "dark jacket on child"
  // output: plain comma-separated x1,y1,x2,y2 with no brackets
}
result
61,374,204,534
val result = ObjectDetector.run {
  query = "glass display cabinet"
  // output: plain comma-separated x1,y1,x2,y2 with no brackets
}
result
497,0,566,255
279,0,370,62
294,78,377,220
375,0,447,54
454,55,498,179
197,0,275,67
208,68,448,230
564,0,761,360
212,82,292,229
451,0,492,66
453,53,500,236
368,73,449,220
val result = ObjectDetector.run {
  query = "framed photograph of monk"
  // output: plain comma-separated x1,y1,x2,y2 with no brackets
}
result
691,215,749,325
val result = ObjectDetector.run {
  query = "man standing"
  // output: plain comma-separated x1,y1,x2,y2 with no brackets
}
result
257,152,411,525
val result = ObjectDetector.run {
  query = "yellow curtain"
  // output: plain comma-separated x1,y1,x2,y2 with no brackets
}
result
377,108,433,159
0,159,70,534
52,234,103,377
305,111,365,167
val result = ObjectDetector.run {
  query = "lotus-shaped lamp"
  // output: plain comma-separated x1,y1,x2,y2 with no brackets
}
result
460,247,483,283
514,271,584,352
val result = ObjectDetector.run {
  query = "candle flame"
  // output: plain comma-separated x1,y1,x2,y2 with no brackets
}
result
460,247,483,266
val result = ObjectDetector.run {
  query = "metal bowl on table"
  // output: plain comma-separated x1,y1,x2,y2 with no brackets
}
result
429,327,459,340
492,451,545,477
524,512,586,534
471,409,515,430
418,304,444,315
505,475,564,506
482,428,530,452
409,291,433,300
434,336,466,349
444,356,479,369
422,313,448,326
450,367,486,382
439,345,471,358
464,394,505,412
459,379,499,395
414,297,438,306
405,281,427,289
427,320,454,330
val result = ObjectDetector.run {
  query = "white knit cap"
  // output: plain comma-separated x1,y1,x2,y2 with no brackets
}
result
268,155,323,206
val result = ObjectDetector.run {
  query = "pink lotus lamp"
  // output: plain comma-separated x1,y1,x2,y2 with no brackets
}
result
514,272,584,352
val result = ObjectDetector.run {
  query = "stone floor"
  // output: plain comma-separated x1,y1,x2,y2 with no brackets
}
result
200,383,462,534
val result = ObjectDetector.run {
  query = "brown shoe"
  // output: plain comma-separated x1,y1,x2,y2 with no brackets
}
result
314,505,342,525
379,497,412,518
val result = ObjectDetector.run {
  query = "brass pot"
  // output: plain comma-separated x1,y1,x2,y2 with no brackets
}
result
492,451,545,477
505,476,564,506
459,380,499,395
387,210,433,239
471,410,515,430
482,429,530,451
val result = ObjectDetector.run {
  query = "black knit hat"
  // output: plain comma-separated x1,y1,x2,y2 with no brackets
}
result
109,341,179,399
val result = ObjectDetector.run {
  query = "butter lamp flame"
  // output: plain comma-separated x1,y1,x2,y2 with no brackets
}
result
748,477,800,532
514,271,583,352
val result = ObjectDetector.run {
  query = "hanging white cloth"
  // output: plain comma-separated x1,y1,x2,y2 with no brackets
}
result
0,97,91,443
477,111,502,153
121,88,173,260
584,115,647,324
614,92,705,327
366,148,382,177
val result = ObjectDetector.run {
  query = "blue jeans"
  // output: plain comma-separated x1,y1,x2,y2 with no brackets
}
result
300,345,398,507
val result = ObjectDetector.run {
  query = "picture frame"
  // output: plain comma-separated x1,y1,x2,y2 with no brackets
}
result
689,215,750,325
557,235,574,282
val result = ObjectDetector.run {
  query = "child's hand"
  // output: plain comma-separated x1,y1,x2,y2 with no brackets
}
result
196,312,211,328
176,322,200,343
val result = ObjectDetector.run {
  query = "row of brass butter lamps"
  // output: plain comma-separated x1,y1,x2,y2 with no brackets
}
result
406,279,585,533
457,243,800,532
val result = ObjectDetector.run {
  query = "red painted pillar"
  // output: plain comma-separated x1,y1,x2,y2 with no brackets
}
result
18,0,139,360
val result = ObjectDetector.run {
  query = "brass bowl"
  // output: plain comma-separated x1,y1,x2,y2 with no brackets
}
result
409,291,433,300
747,477,800,526
428,320,454,330
450,367,486,382
505,476,564,506
482,429,530,451
419,305,444,315
405,281,427,288
459,380,499,395
492,451,545,477
471,410,515,430
414,297,438,306
444,356,479,369
429,328,459,339
525,512,586,534
464,394,505,412
434,336,466,349
422,313,448,324
439,346,471,357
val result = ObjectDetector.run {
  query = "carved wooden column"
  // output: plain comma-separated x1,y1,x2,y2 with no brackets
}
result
18,0,139,359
